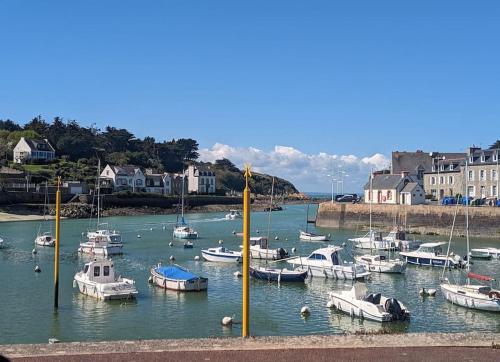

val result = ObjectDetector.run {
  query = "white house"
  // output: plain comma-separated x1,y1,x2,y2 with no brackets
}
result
100,164,146,192
186,164,216,194
364,172,419,205
144,169,172,195
399,182,425,205
13,137,55,164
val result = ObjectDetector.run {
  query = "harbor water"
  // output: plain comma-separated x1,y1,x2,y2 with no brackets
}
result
1,204,499,344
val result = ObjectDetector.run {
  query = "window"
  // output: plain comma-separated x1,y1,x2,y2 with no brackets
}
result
431,189,436,198
201,178,205,185
481,154,485,162
448,176,454,185
135,179,143,186
210,179,214,185
431,177,436,185
432,165,436,172
439,176,444,185
467,186,475,197
480,170,485,181
493,185,497,197
480,186,486,197
492,170,497,181
106,170,109,176
440,164,445,171
494,152,498,162
103,266,110,276
84,265,89,274
468,170,474,181
94,266,100,277
387,190,392,200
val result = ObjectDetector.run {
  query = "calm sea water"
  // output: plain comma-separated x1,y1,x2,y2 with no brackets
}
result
1,204,499,344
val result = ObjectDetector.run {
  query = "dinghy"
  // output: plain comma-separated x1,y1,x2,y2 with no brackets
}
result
250,266,308,283
150,264,208,291
201,246,242,263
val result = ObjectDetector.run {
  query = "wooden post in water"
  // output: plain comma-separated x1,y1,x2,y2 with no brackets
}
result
54,177,61,309
242,164,252,337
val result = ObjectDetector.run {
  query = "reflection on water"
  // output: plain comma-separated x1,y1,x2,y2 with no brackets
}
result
0,204,499,343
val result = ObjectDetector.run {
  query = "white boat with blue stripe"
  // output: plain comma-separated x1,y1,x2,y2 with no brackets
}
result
201,247,242,263
399,242,464,268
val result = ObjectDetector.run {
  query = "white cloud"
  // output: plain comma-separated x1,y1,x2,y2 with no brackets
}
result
199,143,390,193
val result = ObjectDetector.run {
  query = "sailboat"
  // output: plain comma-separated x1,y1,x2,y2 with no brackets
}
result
34,182,55,247
440,161,500,312
354,172,407,273
250,177,307,283
79,158,124,256
299,204,329,241
173,171,198,239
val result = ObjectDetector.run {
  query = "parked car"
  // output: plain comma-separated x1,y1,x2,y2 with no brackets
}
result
337,194,359,203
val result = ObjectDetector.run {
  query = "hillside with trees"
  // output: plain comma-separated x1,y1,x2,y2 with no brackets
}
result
0,116,299,195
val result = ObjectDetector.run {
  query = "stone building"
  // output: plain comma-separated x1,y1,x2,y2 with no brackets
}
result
465,147,499,199
423,158,464,200
186,164,216,194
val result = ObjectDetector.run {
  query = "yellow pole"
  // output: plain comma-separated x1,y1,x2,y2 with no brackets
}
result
54,177,61,309
242,164,251,337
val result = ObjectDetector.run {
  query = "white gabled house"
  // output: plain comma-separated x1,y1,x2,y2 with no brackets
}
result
100,164,146,192
13,137,55,164
399,182,425,205
364,172,423,205
186,164,216,194
144,169,172,195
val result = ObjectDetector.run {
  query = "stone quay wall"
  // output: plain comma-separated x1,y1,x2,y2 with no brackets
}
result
316,202,500,238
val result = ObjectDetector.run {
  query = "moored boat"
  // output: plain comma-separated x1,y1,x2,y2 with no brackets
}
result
299,230,329,242
354,254,406,274
150,264,208,291
243,237,288,260
35,232,55,247
78,236,123,256
250,266,308,283
201,246,242,263
287,245,370,280
469,248,500,259
73,258,138,300
349,230,395,250
441,273,500,312
400,242,464,268
225,209,242,220
173,225,198,239
328,283,410,322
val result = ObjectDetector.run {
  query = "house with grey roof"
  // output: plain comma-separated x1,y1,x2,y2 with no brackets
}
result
364,172,422,205
100,164,146,192
13,137,55,164
400,182,425,205
186,164,216,194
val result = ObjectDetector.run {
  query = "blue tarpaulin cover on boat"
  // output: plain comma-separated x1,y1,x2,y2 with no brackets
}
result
156,266,199,281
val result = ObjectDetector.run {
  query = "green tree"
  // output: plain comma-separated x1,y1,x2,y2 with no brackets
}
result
489,140,500,149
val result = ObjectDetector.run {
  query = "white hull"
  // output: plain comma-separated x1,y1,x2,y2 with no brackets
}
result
249,246,285,260
201,249,242,263
74,274,137,300
288,258,370,280
299,230,329,242
173,229,198,239
78,243,123,256
35,237,55,247
150,268,208,291
350,237,395,250
470,248,500,259
441,283,500,312
354,256,406,274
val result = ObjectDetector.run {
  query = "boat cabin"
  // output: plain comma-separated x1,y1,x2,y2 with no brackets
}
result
416,242,446,255
83,259,117,283
360,255,387,263
307,246,343,265
250,237,268,249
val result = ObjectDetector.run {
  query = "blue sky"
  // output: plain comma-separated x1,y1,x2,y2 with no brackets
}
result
1,1,499,191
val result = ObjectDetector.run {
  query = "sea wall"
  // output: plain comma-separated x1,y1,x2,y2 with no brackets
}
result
0,190,73,205
316,202,500,238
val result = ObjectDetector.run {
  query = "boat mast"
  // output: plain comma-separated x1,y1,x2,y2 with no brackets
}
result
97,157,101,227
265,177,275,264
305,203,310,233
369,169,373,252
465,160,470,279
181,168,185,224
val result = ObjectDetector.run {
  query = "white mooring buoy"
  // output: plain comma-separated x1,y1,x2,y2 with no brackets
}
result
162,226,166,230
150,227,153,231
194,256,200,261
32,248,37,254
169,242,173,247
221,316,233,326
137,234,141,239
218,239,224,244
34,265,41,273
169,255,175,261
234,271,242,277
300,306,310,316
292,247,297,253
148,276,153,284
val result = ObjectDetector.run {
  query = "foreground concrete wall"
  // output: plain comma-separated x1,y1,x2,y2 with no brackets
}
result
316,202,500,237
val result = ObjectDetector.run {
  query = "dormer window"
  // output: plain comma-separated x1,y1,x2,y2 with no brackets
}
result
432,165,436,172
449,164,454,171
494,152,498,162
481,154,485,162
440,164,445,171
469,156,474,163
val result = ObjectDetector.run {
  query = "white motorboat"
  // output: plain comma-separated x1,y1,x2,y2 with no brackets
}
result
328,283,410,322
354,254,406,273
0,237,4,248
349,230,395,250
400,242,464,268
201,246,242,263
383,228,422,251
173,224,198,239
73,258,138,300
150,264,208,291
299,230,329,242
225,209,242,220
287,245,370,280
469,248,500,260
87,223,123,244
242,237,288,260
78,235,123,256
250,266,308,283
35,232,55,247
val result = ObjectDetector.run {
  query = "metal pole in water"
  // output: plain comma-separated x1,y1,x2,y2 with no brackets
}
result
242,164,252,337
54,177,61,309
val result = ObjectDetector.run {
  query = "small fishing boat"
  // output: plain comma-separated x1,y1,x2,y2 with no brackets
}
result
328,283,410,322
349,230,396,250
201,246,242,263
173,225,198,239
78,235,123,256
469,248,500,260
150,264,208,291
250,266,308,283
384,228,421,251
243,237,288,260
287,245,370,280
87,224,123,244
73,259,138,300
225,209,242,220
354,254,406,274
35,232,55,247
299,230,329,242
183,241,194,249
400,242,464,268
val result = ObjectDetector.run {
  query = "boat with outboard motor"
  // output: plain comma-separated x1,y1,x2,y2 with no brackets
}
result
242,237,288,260
469,248,500,260
87,223,123,244
328,283,410,322
73,258,138,300
354,254,406,274
299,230,329,242
250,266,308,283
225,209,242,220
400,242,464,268
150,264,208,291
349,230,396,250
201,246,242,263
287,245,370,280
35,232,55,247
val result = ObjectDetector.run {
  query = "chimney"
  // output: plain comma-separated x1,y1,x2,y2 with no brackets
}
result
401,171,409,178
